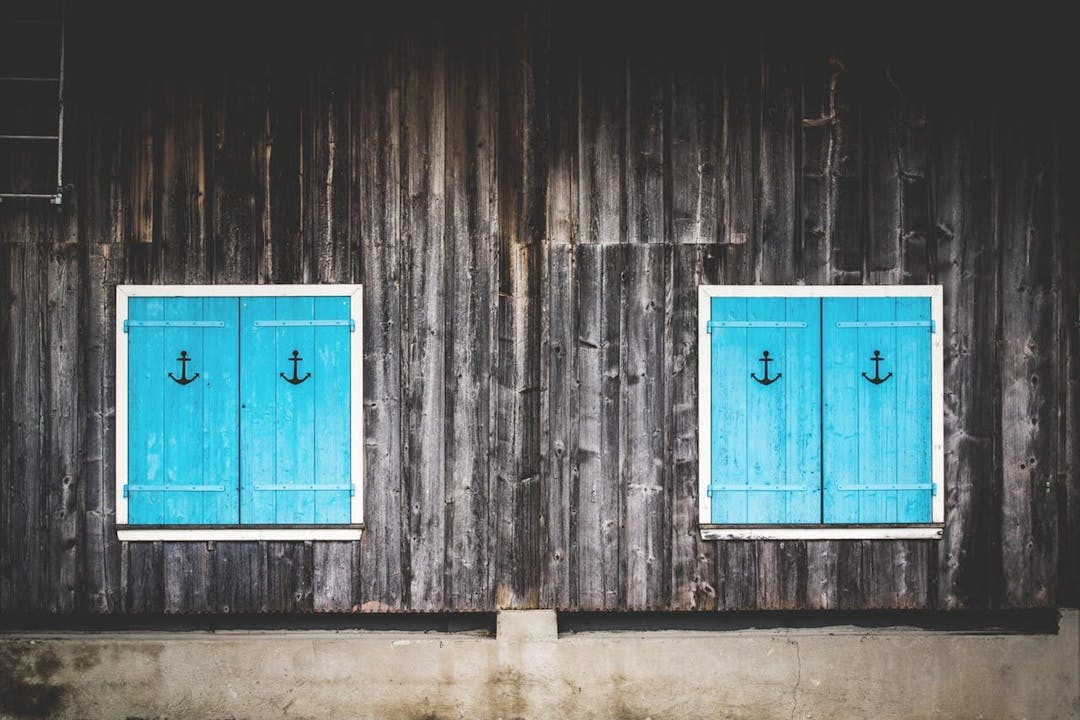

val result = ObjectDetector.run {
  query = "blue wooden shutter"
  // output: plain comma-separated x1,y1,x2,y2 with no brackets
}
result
126,297,240,524
822,297,934,523
708,297,821,523
240,296,352,524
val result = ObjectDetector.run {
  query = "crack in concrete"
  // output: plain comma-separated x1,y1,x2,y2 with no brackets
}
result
789,639,801,720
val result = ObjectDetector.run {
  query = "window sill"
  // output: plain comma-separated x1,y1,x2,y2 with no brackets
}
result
699,525,943,541
116,525,364,541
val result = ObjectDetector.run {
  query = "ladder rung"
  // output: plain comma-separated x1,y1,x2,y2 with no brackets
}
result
0,77,61,82
0,135,59,140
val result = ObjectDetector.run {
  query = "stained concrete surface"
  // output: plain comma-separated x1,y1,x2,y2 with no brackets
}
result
1,609,1077,719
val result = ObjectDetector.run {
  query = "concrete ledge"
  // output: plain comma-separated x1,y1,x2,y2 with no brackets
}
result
1,610,1077,719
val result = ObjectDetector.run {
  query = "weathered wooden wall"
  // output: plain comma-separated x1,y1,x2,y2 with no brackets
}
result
1,3,1077,615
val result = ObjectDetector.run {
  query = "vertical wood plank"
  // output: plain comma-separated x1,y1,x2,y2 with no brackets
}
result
931,70,1001,607
443,29,496,610
620,245,670,608
721,49,755,249
895,60,932,284
999,114,1059,607
267,62,303,284
668,62,719,245
539,11,577,608
44,235,81,612
206,69,263,283
572,245,622,609
78,243,123,613
863,61,902,284
356,30,405,612
2,241,45,612
754,46,798,283
800,53,851,283
401,28,447,612
626,55,665,245
1059,118,1080,608
122,541,164,613
493,7,545,609
578,48,624,245
313,542,357,612
266,541,314,613
211,542,267,613
156,77,208,283
164,543,211,613
669,245,716,610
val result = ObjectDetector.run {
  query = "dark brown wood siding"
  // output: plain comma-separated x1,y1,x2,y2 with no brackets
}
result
1,4,1077,614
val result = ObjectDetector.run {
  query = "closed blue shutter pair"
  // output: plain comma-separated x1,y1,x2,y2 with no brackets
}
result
125,296,353,525
708,296,933,525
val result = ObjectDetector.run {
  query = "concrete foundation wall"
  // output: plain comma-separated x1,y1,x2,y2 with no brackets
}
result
2,610,1077,719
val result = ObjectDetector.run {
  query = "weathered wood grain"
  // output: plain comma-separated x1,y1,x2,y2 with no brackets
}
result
401,28,448,612
3,240,45,613
538,15,577,607
493,9,544,608
77,243,122,613
577,49,624,246
0,10,1075,616
668,63,719,245
932,103,999,609
443,29,496,609
999,113,1059,607
313,541,355,612
266,540,314,613
571,245,622,609
1061,125,1080,609
626,57,665,245
754,47,798,284
668,246,717,610
620,245,670,608
44,234,81,613
356,30,405,612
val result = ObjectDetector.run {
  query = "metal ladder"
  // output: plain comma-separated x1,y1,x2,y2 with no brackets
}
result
0,1,65,205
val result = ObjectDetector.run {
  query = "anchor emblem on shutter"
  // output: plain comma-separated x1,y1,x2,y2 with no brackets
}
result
862,350,893,385
168,350,199,385
280,349,311,385
751,350,781,385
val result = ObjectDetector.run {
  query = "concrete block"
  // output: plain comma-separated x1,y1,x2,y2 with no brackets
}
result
496,609,558,643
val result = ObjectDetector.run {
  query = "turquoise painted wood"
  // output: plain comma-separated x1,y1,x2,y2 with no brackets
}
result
240,296,352,524
127,297,240,524
708,297,821,523
822,297,932,523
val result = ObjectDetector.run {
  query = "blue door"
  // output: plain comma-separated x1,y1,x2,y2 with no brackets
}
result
708,297,821,523
240,296,353,524
126,297,240,524
822,297,933,523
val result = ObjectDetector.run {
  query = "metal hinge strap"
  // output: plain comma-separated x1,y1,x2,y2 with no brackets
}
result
253,484,355,495
709,484,814,493
707,321,807,333
124,320,226,332
253,320,355,331
836,483,936,495
124,484,226,497
836,320,936,333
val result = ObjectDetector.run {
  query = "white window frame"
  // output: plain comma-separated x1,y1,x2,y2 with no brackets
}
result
115,284,364,541
697,285,944,540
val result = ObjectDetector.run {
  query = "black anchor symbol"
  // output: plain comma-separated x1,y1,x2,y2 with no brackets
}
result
168,350,199,386
280,350,311,385
751,350,781,386
862,350,893,385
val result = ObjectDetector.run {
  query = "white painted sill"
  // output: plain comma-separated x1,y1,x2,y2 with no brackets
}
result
699,525,943,540
116,526,364,541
